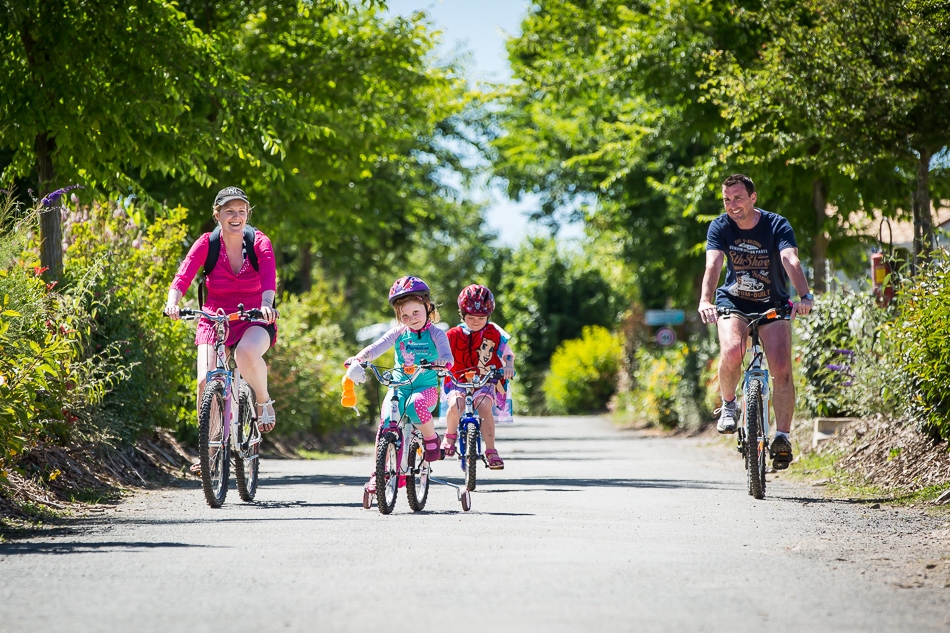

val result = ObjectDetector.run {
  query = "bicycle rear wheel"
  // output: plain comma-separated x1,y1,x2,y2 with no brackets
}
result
234,384,259,502
198,381,230,508
375,432,399,514
405,435,430,512
464,424,478,492
745,378,766,500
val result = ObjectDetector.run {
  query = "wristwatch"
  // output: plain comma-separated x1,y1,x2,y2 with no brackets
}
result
801,293,814,301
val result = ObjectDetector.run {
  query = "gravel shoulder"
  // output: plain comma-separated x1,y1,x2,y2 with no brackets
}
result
1,416,948,633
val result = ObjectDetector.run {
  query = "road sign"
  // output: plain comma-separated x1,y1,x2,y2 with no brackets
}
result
656,327,676,347
645,309,685,326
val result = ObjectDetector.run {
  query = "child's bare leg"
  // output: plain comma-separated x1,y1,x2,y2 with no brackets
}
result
441,392,464,454
476,397,497,451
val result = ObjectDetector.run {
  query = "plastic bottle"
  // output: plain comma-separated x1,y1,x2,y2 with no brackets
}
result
341,377,357,409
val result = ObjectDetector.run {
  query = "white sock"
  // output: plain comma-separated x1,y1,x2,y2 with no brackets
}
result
774,431,789,440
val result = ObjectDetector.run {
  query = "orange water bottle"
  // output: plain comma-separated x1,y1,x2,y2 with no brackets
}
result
341,377,357,409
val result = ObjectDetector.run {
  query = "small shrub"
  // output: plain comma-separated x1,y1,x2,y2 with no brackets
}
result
266,281,361,438
615,335,714,431
891,251,950,441
797,288,906,421
543,325,622,414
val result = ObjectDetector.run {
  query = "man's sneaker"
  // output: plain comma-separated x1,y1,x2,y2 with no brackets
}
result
769,434,793,470
714,400,738,434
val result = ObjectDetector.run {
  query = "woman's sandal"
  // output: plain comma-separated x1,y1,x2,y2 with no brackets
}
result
485,448,504,470
189,462,202,476
257,399,276,433
441,432,458,457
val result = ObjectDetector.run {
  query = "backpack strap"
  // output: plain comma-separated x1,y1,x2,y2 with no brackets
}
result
197,225,259,307
243,225,259,272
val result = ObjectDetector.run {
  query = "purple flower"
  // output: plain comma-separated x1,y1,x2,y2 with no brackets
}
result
833,348,855,357
825,364,849,372
41,184,84,208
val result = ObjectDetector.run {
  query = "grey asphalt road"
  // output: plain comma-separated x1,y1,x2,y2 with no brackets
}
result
1,416,948,633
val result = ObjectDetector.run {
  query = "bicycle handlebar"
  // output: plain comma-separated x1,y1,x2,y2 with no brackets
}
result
165,303,271,324
430,364,506,390
716,302,793,322
352,361,440,388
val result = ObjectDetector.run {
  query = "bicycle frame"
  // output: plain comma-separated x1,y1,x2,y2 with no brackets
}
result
355,362,471,511
363,364,429,490
718,304,791,499
440,369,504,474
739,320,771,457
183,308,263,458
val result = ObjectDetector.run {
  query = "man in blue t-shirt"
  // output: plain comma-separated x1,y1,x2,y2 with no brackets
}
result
697,174,813,469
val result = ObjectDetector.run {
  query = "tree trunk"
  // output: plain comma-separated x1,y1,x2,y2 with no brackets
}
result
36,132,62,280
913,147,935,264
811,177,828,293
299,242,313,292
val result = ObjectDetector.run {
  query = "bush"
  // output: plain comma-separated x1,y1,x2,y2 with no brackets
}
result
796,289,905,420
0,198,134,467
891,251,950,441
615,336,714,431
543,326,622,414
266,280,364,439
62,199,194,443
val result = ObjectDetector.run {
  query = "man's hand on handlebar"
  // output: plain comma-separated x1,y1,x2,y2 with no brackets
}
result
791,297,813,319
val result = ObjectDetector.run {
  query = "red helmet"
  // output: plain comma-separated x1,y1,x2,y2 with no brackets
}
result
388,276,431,305
458,284,494,316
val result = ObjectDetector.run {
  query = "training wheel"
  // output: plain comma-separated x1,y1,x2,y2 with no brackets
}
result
362,490,372,510
460,490,472,512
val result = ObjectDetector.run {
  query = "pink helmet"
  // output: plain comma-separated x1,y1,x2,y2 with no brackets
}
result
388,276,431,305
458,284,495,316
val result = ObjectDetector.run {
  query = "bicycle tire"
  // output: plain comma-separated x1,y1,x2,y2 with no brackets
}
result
198,381,229,508
746,378,766,500
405,435,430,512
375,432,399,515
234,385,259,502
464,424,478,492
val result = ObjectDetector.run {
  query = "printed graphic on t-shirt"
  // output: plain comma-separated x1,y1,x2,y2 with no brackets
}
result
726,240,771,302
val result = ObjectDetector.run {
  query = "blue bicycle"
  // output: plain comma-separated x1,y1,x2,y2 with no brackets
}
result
438,368,505,492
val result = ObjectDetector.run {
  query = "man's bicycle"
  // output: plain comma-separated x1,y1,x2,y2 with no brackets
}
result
717,303,792,500
177,305,266,508
437,367,506,492
343,362,472,514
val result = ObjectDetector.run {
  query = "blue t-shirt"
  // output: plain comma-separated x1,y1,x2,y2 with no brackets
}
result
706,209,797,307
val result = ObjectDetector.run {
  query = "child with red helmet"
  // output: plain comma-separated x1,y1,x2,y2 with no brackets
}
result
442,284,515,469
345,276,454,495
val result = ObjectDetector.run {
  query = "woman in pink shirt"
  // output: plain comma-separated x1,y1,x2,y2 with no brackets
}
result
164,187,279,433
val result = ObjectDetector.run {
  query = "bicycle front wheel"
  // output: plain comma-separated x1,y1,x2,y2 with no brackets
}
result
464,424,478,492
234,384,259,502
198,381,230,508
375,432,399,515
405,435,430,512
745,378,766,500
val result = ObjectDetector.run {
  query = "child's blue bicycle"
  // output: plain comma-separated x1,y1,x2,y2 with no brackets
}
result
437,367,506,492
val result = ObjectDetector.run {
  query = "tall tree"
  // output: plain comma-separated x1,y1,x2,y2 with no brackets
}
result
0,0,277,278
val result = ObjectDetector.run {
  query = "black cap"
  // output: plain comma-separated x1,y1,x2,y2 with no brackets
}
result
214,186,249,208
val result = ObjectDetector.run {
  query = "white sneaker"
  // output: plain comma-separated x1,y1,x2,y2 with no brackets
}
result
715,400,738,434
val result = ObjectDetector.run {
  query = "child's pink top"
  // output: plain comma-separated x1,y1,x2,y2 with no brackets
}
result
171,230,277,346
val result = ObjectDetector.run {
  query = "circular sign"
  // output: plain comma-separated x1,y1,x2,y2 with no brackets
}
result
656,327,676,347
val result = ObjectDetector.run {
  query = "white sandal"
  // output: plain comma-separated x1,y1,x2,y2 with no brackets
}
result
257,399,276,433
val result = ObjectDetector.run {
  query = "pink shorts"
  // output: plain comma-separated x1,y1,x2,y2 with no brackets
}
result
195,319,277,349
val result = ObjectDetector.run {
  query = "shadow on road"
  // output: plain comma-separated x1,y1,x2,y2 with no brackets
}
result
474,476,740,491
0,541,210,555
